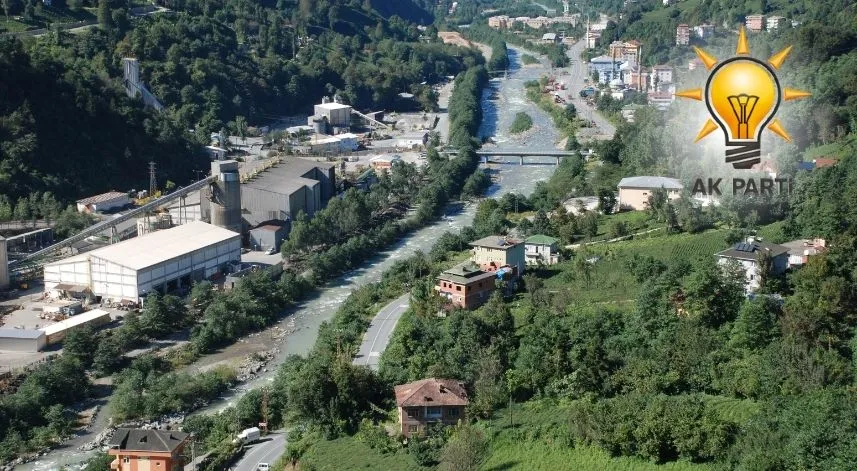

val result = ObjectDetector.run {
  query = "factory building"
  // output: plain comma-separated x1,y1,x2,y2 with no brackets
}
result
203,160,243,234
241,159,336,227
0,329,46,352
41,309,111,345
76,191,130,213
249,222,289,253
308,98,352,133
43,221,241,303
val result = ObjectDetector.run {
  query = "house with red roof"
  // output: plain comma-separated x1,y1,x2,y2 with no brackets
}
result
394,378,469,437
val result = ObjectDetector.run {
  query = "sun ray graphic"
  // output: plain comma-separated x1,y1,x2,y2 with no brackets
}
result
676,31,812,144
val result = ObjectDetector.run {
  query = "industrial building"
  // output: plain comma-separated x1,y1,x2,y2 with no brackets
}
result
0,329,46,352
249,222,289,253
202,160,243,234
41,309,111,345
76,191,130,213
308,99,352,132
241,159,336,227
43,221,241,302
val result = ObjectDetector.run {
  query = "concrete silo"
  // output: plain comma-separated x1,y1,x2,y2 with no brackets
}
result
208,160,242,234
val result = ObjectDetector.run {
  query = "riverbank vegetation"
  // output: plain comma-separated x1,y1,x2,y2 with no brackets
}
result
487,39,509,72
463,23,572,68
508,112,533,134
520,54,539,65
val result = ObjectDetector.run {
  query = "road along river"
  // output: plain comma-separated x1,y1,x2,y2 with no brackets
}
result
21,45,563,471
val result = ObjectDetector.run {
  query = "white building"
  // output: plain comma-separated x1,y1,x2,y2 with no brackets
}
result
650,65,674,88
715,239,789,292
524,235,560,265
76,191,130,213
694,24,715,39
44,221,241,302
395,131,429,149
766,16,787,30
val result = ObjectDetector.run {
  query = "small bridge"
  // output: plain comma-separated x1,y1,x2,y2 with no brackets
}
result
444,149,579,165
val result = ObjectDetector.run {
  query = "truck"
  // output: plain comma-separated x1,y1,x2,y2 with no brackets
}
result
233,427,261,445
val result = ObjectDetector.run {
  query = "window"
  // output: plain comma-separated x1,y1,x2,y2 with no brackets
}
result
456,285,461,291
408,425,419,434
123,458,131,464
426,407,442,417
448,408,460,417
406,407,420,418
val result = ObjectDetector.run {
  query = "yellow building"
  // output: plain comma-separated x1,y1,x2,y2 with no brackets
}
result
469,236,525,277
617,176,683,211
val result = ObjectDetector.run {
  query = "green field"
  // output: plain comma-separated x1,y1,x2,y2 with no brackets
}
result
299,400,716,470
300,437,424,470
536,228,730,305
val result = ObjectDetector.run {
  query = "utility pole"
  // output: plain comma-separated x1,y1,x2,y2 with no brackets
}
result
148,161,157,196
260,388,269,433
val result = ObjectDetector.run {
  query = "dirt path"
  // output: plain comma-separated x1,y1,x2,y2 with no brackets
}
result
565,227,665,250
438,31,492,59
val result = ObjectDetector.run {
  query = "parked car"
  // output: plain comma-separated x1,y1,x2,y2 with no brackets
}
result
257,464,270,471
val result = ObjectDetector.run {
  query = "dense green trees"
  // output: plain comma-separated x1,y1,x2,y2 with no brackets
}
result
0,356,89,460
0,36,206,203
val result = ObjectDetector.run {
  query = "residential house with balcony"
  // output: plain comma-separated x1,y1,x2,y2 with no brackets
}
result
435,262,496,310
715,238,789,292
766,16,787,30
745,14,765,32
470,235,526,277
676,24,690,45
525,235,560,265
395,378,469,438
694,24,715,39
108,429,189,471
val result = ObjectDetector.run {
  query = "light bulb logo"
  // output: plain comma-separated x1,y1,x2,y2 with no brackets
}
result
677,28,811,169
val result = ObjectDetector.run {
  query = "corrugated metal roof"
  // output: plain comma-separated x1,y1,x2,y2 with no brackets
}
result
617,176,683,190
0,328,45,340
84,221,239,271
76,191,128,205
40,309,111,336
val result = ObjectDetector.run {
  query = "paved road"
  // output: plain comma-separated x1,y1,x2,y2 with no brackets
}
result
562,41,617,141
353,293,410,370
232,433,287,471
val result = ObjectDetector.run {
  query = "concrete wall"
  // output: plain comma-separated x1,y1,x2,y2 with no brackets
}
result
44,257,91,292
0,332,46,352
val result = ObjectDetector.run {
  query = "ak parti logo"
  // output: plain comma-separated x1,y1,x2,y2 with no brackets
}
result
677,27,811,169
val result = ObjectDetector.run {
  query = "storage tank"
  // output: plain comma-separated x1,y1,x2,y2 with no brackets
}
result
0,236,8,291
209,160,242,233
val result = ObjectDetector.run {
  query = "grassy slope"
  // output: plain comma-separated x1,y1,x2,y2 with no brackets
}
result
301,437,424,471
482,402,712,471
535,226,731,305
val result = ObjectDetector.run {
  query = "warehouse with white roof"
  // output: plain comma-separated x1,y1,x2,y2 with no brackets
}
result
44,221,241,302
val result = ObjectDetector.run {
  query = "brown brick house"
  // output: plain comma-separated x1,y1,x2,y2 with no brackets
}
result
394,378,469,437
435,262,496,310
108,429,189,471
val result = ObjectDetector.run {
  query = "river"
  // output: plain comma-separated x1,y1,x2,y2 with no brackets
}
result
20,46,561,471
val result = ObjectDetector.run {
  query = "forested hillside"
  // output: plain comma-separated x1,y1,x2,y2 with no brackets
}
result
0,35,205,203
0,0,477,205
